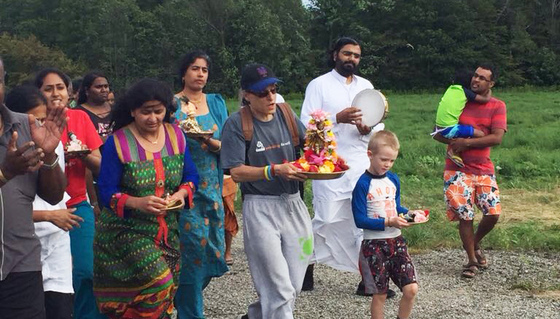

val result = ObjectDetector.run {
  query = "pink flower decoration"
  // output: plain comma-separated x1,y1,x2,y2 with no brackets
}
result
308,150,326,165
309,109,329,122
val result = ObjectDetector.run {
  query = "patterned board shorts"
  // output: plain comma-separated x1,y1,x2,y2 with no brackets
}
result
358,236,417,295
444,170,501,221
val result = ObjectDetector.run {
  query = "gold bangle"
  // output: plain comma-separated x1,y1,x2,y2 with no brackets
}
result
0,168,9,184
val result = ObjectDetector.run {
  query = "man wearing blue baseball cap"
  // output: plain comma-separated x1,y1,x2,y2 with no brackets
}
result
221,63,313,319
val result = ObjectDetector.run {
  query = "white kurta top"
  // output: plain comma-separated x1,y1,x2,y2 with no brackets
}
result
32,142,73,293
301,70,385,272
301,69,384,201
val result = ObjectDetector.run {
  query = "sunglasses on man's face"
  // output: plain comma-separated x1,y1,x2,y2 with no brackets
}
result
250,86,278,98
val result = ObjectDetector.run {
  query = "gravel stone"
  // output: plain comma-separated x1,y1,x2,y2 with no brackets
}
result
203,225,560,319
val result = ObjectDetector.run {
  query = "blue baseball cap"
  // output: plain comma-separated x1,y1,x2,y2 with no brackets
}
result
241,64,282,93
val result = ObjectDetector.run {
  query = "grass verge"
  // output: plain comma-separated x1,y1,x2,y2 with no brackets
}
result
226,89,560,252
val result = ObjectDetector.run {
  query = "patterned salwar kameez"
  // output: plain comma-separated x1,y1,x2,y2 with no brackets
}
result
94,123,198,318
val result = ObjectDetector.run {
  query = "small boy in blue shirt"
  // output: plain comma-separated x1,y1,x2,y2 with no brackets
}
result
352,130,420,319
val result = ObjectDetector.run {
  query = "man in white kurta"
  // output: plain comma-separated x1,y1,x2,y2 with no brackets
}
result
300,37,385,289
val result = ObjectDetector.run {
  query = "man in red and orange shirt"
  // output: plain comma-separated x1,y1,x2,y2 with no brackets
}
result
434,63,507,279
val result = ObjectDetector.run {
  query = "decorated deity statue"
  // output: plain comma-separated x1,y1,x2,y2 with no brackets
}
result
293,110,349,173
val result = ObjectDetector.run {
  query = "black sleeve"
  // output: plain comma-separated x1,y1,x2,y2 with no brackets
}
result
463,86,477,101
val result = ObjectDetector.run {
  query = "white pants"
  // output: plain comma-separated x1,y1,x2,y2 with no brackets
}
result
243,193,313,319
36,225,73,293
311,198,362,273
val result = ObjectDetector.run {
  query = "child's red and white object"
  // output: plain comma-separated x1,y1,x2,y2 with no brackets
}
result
400,210,430,224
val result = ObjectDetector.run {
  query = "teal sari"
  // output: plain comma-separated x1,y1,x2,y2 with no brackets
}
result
172,94,229,318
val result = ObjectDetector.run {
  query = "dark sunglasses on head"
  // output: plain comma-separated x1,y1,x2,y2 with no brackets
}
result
341,51,361,59
250,85,278,98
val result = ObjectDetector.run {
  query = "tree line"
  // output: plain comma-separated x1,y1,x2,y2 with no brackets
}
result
1,0,559,96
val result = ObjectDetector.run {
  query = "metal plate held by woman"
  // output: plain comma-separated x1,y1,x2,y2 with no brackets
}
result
64,149,92,158
352,89,389,127
185,131,214,139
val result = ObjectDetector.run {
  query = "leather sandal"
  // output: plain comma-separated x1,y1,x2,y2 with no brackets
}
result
461,263,479,278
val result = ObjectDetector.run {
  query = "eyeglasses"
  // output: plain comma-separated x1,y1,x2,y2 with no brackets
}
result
472,73,491,82
341,51,361,59
249,85,278,98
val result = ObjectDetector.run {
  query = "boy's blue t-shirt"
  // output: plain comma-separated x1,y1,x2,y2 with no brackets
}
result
352,170,408,240
435,84,476,127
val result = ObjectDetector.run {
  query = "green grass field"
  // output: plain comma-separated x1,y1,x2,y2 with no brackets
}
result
226,90,560,251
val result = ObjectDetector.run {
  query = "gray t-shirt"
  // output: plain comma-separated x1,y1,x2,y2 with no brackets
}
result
221,107,305,196
0,106,41,280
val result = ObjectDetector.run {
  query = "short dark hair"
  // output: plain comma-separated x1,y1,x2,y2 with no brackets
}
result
328,37,360,68
477,62,498,81
178,50,211,85
453,69,474,88
78,71,108,104
34,68,69,89
5,85,47,113
111,78,176,131
72,78,83,94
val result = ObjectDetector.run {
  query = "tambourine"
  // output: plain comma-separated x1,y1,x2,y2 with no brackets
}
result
352,89,389,127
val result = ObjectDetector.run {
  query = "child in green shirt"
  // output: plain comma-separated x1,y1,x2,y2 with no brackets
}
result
432,70,490,167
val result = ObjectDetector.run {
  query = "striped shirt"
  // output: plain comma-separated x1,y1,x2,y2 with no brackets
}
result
445,97,507,175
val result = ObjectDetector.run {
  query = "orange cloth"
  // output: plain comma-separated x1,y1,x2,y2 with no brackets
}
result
222,176,239,236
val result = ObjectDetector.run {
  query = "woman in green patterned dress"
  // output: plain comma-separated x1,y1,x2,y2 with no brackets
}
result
94,79,199,318
173,51,229,319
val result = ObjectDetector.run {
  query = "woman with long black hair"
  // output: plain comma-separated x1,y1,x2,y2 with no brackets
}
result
94,78,198,318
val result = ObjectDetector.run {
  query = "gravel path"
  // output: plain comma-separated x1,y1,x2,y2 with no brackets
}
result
203,229,560,319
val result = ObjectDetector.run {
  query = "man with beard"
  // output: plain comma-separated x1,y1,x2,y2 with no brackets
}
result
300,37,393,297
434,64,506,279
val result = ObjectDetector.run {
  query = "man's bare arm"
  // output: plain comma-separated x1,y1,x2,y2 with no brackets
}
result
230,163,306,183
433,133,451,145
37,153,67,205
